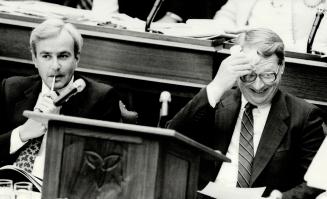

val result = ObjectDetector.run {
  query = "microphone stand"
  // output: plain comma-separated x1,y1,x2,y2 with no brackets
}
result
307,7,325,54
145,0,165,33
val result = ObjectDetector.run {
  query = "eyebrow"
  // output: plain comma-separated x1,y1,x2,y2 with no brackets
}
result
38,51,72,55
39,51,50,54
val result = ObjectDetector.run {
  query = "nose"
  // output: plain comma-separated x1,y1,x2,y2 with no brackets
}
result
50,57,61,71
252,77,265,90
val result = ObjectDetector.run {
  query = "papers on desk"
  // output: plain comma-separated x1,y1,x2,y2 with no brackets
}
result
305,137,327,190
0,2,235,39
0,0,91,20
198,181,265,199
151,19,237,39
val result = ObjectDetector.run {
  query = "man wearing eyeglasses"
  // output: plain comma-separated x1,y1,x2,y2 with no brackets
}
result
168,28,325,199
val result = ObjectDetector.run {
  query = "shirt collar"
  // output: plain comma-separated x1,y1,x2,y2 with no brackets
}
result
41,76,74,95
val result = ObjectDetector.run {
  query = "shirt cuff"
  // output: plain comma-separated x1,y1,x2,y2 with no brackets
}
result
10,126,28,154
206,83,218,108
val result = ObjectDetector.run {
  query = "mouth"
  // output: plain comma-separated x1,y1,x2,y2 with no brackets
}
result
49,74,64,81
250,87,269,95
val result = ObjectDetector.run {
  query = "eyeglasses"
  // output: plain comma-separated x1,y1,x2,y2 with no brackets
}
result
240,72,278,84
240,63,281,84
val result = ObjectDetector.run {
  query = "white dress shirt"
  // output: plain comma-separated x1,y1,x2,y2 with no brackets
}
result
206,87,271,187
213,0,327,53
10,78,74,179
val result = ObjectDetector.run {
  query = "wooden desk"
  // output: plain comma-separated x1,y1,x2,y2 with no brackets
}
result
0,13,222,85
0,12,220,126
24,111,230,199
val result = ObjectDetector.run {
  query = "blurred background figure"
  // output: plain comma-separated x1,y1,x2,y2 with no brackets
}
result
157,0,227,23
212,0,327,53
41,0,119,17
41,0,227,22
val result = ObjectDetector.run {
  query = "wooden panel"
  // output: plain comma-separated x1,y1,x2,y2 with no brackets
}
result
0,13,218,85
42,124,65,197
59,134,127,199
80,35,215,84
125,140,160,199
281,62,327,102
44,123,162,199
161,140,201,199
161,153,189,199
0,23,31,59
34,112,229,199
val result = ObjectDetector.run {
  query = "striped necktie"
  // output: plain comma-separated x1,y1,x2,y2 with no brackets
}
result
76,0,93,10
237,103,256,187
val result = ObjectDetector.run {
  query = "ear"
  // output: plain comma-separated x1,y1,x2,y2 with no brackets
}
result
31,53,38,69
280,63,285,74
75,53,80,66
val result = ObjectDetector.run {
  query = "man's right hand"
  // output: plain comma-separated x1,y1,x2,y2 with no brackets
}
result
19,91,60,142
19,119,46,142
207,52,252,103
33,91,59,114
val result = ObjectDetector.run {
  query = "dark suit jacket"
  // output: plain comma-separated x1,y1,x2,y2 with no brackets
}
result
168,87,325,199
0,75,121,166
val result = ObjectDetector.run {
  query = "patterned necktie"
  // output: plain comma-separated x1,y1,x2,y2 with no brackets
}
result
14,136,43,174
76,0,93,10
237,103,256,187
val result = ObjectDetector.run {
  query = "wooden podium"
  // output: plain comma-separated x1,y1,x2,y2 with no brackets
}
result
24,111,230,199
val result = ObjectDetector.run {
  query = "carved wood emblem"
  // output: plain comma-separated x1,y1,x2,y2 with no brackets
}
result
83,150,122,189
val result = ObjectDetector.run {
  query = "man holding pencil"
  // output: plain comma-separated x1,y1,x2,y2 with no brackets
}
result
0,19,121,179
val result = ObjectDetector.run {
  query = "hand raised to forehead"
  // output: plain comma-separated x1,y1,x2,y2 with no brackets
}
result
211,52,253,94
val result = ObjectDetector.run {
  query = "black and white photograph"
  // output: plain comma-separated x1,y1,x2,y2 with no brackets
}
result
0,0,326,198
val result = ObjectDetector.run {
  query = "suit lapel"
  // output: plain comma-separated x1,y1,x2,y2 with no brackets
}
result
213,89,241,153
14,80,41,124
250,91,289,185
61,90,87,116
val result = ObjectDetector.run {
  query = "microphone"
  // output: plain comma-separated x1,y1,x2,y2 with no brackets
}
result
145,0,165,32
157,91,171,127
307,8,325,53
53,79,86,106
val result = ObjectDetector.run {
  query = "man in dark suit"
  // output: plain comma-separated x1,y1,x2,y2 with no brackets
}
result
0,19,121,179
168,28,325,199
